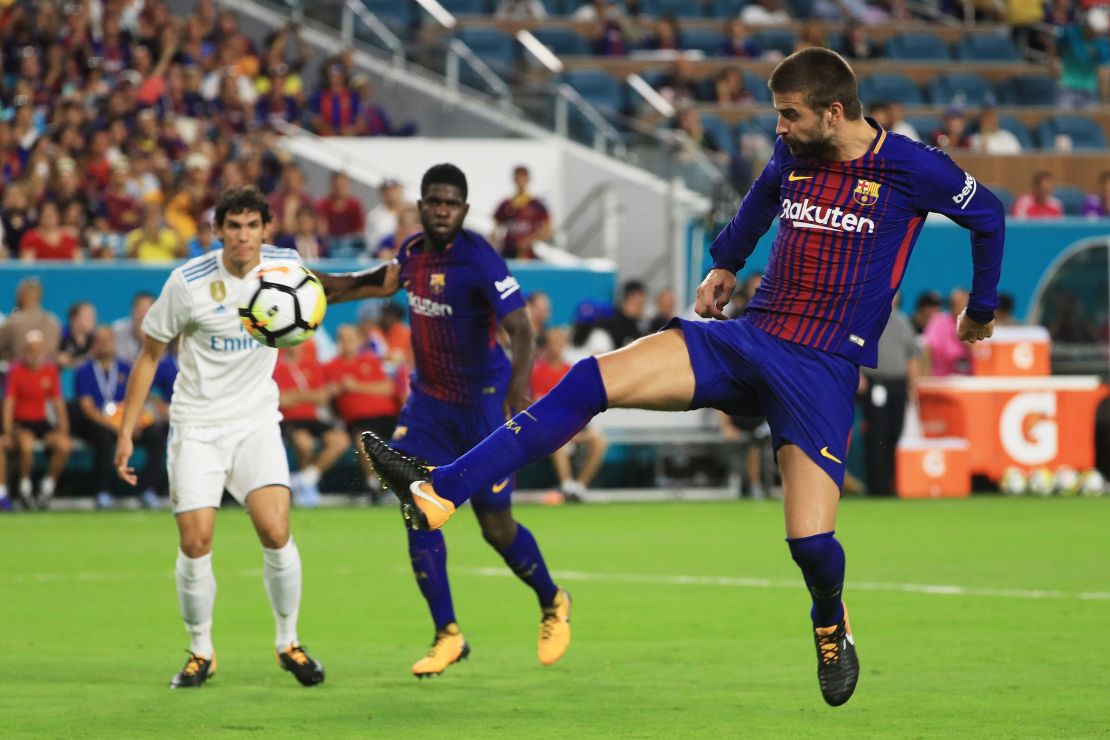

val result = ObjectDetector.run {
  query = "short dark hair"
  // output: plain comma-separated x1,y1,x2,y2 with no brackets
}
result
621,280,647,301
214,185,272,227
132,290,155,306
421,163,468,201
768,47,862,120
998,292,1014,314
1033,170,1053,186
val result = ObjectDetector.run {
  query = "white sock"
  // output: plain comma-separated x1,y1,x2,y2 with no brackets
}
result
40,477,56,498
0,484,8,500
175,550,217,658
19,478,32,497
299,466,320,487
262,538,302,649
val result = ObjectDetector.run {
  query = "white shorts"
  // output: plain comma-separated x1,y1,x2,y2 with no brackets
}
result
167,417,291,514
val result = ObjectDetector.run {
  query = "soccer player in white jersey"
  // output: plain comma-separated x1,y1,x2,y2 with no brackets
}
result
114,186,398,688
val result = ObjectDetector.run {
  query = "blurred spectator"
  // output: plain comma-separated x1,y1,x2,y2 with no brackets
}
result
492,166,553,260
969,106,1022,154
275,205,326,259
644,15,683,52
73,326,165,510
718,413,772,498
316,172,364,240
603,280,648,349
312,64,361,137
496,0,548,19
187,211,222,257
126,203,185,262
715,68,755,107
274,341,349,507
1012,171,1064,218
255,62,301,125
99,161,143,235
530,327,608,503
19,201,80,261
648,288,677,333
351,77,418,137
163,153,214,242
1,184,35,257
720,19,759,58
794,20,827,52
1081,171,1110,217
526,291,553,338
58,302,98,369
375,301,414,369
726,271,763,319
0,278,61,363
657,55,703,106
323,324,401,498
567,299,616,360
911,290,942,334
2,330,71,510
842,22,880,60
1056,8,1110,108
930,108,970,150
269,165,313,239
869,102,919,141
674,108,730,162
742,0,791,27
922,288,971,376
374,205,421,260
996,292,1018,326
365,179,408,255
574,0,638,55
112,292,155,365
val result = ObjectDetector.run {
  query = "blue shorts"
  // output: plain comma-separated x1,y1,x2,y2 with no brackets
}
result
667,317,858,488
391,388,513,513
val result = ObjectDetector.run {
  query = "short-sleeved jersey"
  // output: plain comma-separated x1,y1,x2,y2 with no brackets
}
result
5,361,61,422
493,196,550,259
142,245,302,426
323,353,400,421
74,358,130,408
273,356,326,422
397,229,526,404
711,122,1005,368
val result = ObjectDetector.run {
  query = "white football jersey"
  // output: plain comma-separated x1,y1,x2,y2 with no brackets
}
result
142,245,302,426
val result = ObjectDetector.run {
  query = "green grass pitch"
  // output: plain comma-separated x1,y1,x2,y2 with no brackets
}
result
3,498,1108,738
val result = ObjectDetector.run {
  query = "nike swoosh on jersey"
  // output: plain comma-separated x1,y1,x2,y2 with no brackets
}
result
491,479,510,493
819,447,843,464
788,171,813,182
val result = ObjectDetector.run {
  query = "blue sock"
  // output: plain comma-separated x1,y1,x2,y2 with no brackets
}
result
407,529,456,630
432,357,608,506
787,531,846,627
492,524,559,608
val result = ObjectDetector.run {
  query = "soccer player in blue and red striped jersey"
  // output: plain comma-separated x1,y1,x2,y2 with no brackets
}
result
363,49,1003,705
365,164,572,677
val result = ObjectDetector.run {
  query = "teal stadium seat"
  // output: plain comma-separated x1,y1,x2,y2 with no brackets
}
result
558,70,625,115
362,0,414,33
885,32,951,61
955,33,1021,61
699,113,738,156
742,69,772,102
1035,116,1108,150
993,112,1033,149
642,0,708,18
1054,186,1087,215
454,28,516,86
927,73,994,107
996,75,1058,106
991,186,1015,214
682,29,726,57
752,28,797,57
532,28,590,57
438,0,490,13
736,112,779,143
858,73,924,105
709,0,750,16
903,114,941,139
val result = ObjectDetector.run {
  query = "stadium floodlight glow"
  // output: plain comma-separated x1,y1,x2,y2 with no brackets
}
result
517,30,564,73
627,73,676,118
413,0,457,29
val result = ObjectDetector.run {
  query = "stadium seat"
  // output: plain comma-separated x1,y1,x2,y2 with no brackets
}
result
437,0,490,14
709,0,750,16
532,28,590,57
885,32,951,61
682,28,726,57
742,69,772,102
752,28,796,57
903,114,940,140
994,112,1033,150
641,0,707,17
736,112,779,142
823,31,845,55
363,0,414,32
955,33,1021,62
1055,185,1087,216
557,70,625,115
454,28,516,80
926,73,994,107
857,73,924,105
699,113,738,157
996,75,1058,106
1035,116,1108,150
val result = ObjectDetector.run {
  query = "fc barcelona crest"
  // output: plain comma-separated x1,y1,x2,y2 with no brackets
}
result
853,179,881,207
430,273,446,294
210,280,226,302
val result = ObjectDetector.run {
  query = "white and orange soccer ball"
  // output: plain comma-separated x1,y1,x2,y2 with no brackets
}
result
238,260,327,348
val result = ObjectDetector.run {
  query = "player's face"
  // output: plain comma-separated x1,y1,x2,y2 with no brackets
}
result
773,92,835,160
419,183,469,246
217,210,266,274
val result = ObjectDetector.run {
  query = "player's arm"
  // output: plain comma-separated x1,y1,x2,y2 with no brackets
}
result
912,151,1005,343
317,260,400,304
116,335,167,484
697,146,783,319
500,306,535,416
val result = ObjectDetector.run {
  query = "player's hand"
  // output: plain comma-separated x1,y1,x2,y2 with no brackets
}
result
695,269,737,320
956,309,995,344
115,434,137,486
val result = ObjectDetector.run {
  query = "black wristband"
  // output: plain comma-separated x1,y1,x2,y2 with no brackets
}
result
965,308,995,324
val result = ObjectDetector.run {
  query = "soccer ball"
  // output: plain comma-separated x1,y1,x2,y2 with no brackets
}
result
1054,466,1080,497
1079,469,1106,497
1027,467,1055,497
238,260,327,348
999,467,1027,496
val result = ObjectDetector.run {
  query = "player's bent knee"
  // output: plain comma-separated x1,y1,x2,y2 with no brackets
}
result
179,534,213,558
478,513,518,550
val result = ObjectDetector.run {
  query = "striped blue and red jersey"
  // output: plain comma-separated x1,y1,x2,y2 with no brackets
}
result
711,121,1005,368
396,229,526,404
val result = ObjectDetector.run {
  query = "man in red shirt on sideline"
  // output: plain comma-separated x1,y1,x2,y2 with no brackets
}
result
323,324,400,499
492,166,553,260
315,172,365,240
274,341,350,508
529,327,608,503
1,330,72,509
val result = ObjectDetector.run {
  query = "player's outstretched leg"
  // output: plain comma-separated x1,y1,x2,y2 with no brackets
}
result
362,357,609,531
789,532,858,706
407,529,469,678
